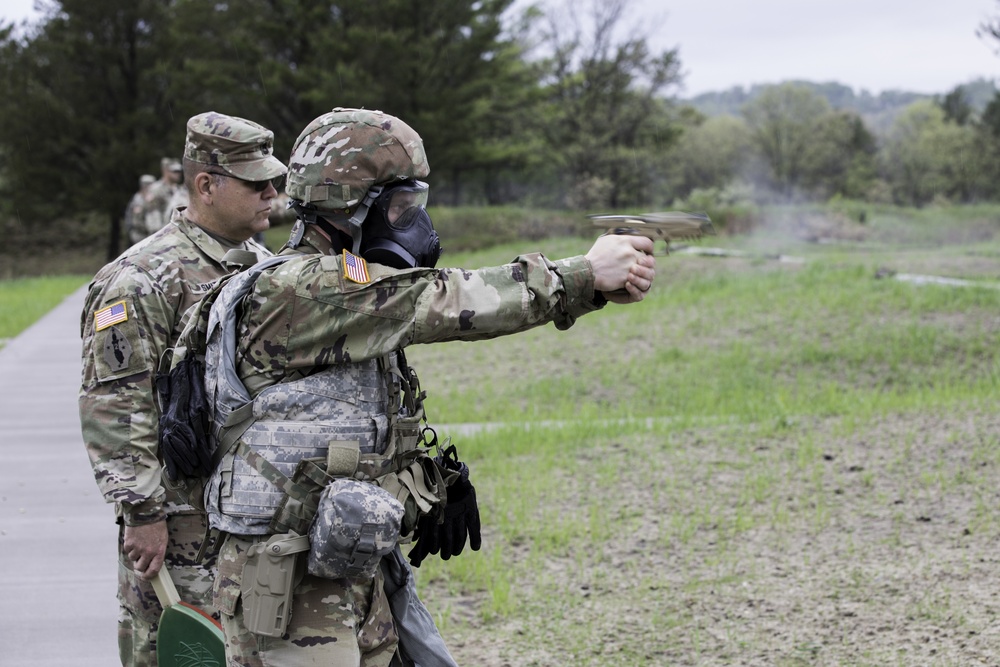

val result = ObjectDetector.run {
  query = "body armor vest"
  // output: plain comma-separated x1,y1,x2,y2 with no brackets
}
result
203,256,442,536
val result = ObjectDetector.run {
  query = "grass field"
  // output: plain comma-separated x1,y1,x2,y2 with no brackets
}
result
0,275,89,349
3,204,1000,665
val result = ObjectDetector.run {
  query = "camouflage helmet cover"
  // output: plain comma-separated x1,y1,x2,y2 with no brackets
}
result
286,107,429,213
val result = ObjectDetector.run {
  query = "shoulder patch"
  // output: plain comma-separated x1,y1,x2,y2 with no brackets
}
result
94,300,128,331
342,250,371,284
102,325,133,372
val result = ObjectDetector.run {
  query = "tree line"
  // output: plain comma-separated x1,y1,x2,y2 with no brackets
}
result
670,80,1000,209
1,0,999,260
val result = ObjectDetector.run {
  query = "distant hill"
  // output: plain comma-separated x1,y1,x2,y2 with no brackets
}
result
682,78,998,134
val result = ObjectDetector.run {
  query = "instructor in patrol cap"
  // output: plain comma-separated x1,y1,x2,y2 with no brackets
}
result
79,111,286,667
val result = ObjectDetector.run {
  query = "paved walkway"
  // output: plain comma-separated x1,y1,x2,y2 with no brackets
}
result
0,285,120,666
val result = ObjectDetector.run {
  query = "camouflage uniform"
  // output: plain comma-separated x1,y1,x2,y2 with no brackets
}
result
208,220,603,666
79,112,285,667
165,185,190,219
125,175,156,246
199,108,607,667
142,159,182,238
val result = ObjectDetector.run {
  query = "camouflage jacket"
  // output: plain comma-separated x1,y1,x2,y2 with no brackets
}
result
234,227,605,398
79,211,269,525
124,191,147,245
142,179,176,236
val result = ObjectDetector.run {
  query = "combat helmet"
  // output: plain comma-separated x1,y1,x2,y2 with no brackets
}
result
286,107,429,254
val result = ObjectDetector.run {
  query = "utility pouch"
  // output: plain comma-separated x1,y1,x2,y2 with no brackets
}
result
240,532,310,637
392,409,423,454
378,451,451,542
268,457,331,536
156,355,214,482
269,441,362,535
307,478,404,580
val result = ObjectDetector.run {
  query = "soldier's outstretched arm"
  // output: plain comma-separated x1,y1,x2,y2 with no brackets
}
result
239,246,656,384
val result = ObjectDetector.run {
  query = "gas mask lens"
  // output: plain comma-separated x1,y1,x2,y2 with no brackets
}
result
376,180,429,229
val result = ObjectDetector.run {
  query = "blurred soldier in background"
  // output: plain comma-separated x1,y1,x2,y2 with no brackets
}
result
165,166,190,219
142,157,183,237
79,111,286,667
125,174,156,245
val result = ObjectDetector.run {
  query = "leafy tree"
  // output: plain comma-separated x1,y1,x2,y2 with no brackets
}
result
971,92,1000,199
534,0,683,209
981,92,1000,139
880,100,979,205
666,113,753,198
0,0,559,257
939,86,973,125
324,0,546,205
160,0,350,163
0,0,174,259
740,84,832,198
801,111,877,200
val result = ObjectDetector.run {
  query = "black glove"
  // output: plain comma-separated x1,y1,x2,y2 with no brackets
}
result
408,447,482,567
156,357,213,481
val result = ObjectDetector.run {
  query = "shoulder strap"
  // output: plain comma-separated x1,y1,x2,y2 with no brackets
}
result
207,254,297,462
221,248,262,269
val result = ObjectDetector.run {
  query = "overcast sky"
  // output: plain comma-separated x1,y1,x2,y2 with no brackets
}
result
649,0,998,96
3,0,997,97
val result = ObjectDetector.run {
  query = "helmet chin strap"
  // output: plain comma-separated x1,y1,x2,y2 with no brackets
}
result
288,185,384,253
345,185,383,254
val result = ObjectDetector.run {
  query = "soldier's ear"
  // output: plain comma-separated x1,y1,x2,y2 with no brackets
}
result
193,172,215,199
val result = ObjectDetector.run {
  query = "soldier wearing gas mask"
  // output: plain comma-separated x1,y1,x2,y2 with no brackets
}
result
198,107,656,667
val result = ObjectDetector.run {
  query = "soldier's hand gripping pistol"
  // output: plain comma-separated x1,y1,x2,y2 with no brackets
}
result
589,211,715,254
589,211,714,299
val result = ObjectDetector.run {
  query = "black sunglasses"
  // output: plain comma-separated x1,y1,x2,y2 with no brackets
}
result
209,171,284,193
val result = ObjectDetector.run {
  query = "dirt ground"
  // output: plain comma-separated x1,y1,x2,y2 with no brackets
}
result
420,410,1000,666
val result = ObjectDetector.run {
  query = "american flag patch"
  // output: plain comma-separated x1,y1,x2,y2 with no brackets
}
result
343,250,371,284
94,300,128,331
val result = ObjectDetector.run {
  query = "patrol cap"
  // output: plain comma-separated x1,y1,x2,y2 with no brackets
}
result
139,174,155,186
184,111,287,181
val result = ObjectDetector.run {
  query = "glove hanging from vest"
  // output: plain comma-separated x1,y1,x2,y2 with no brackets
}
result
408,444,482,567
155,356,213,481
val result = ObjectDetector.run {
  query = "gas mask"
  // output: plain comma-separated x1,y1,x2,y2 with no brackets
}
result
360,180,441,269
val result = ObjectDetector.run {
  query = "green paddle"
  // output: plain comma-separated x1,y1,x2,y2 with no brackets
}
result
151,567,226,667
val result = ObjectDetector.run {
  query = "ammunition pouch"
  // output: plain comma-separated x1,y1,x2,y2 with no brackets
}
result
268,457,332,536
267,412,450,554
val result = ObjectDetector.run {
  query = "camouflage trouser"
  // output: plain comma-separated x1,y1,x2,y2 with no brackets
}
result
117,513,218,667
215,533,398,667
